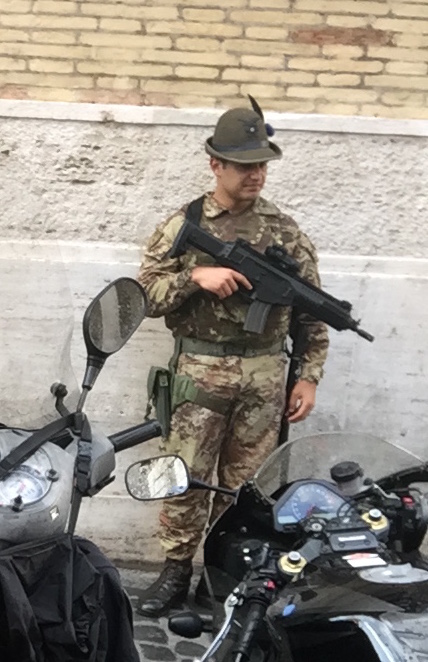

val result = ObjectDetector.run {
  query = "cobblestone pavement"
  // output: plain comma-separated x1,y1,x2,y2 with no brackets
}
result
119,568,212,662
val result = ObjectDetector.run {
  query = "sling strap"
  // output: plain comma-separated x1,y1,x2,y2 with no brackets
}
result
185,195,205,226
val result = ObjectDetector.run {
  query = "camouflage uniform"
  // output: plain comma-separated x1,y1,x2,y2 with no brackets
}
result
138,193,329,561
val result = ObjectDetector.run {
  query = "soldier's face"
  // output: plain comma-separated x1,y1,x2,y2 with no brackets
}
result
211,158,268,205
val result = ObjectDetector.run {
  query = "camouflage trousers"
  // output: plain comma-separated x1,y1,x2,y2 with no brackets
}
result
159,351,286,561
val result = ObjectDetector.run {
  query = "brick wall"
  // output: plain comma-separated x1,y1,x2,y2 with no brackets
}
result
0,0,427,118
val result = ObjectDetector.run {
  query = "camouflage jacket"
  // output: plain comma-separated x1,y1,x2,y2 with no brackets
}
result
138,194,329,383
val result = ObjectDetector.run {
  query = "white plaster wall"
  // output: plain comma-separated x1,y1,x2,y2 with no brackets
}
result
1,242,427,564
0,102,427,257
1,102,428,564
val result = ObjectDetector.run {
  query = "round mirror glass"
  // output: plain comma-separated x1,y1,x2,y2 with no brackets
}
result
84,278,147,356
125,455,189,501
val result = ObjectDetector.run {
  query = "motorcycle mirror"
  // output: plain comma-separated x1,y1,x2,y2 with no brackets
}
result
83,277,147,359
79,278,147,405
125,455,190,501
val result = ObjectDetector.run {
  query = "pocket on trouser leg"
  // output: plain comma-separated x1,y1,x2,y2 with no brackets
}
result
165,402,222,476
159,490,211,559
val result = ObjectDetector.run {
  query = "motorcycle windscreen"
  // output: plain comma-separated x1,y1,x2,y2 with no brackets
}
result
253,432,424,500
0,241,79,429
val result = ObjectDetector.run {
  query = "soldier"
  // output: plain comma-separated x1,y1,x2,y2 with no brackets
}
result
136,100,329,617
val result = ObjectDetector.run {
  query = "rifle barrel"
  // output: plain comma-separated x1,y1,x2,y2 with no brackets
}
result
356,327,375,342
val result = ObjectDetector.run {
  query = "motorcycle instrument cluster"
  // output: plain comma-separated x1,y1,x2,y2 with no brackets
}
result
273,480,348,529
0,431,76,548
0,462,50,506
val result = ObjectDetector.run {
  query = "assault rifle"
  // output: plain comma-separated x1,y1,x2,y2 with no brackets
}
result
169,220,374,342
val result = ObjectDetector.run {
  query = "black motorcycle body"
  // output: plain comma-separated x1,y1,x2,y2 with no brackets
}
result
169,433,428,661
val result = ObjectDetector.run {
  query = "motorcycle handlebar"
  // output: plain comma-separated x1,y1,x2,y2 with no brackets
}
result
109,420,162,452
233,601,268,662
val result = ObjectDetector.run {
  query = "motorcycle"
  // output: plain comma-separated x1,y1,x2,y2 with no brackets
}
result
0,276,162,662
126,432,428,661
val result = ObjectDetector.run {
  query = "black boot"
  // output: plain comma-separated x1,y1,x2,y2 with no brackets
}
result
137,558,193,618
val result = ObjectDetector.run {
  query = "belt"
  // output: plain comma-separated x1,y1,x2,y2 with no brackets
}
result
180,337,284,358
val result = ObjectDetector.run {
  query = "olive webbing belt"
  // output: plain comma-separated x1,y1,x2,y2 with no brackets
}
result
179,337,284,358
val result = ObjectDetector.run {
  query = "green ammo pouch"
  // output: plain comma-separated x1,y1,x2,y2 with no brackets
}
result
172,374,230,417
146,366,172,437
171,374,200,412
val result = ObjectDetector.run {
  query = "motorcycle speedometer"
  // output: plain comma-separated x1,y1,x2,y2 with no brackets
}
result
0,448,53,507
0,466,50,506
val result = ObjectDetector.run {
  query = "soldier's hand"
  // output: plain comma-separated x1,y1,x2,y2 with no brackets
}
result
286,380,316,423
191,266,252,299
